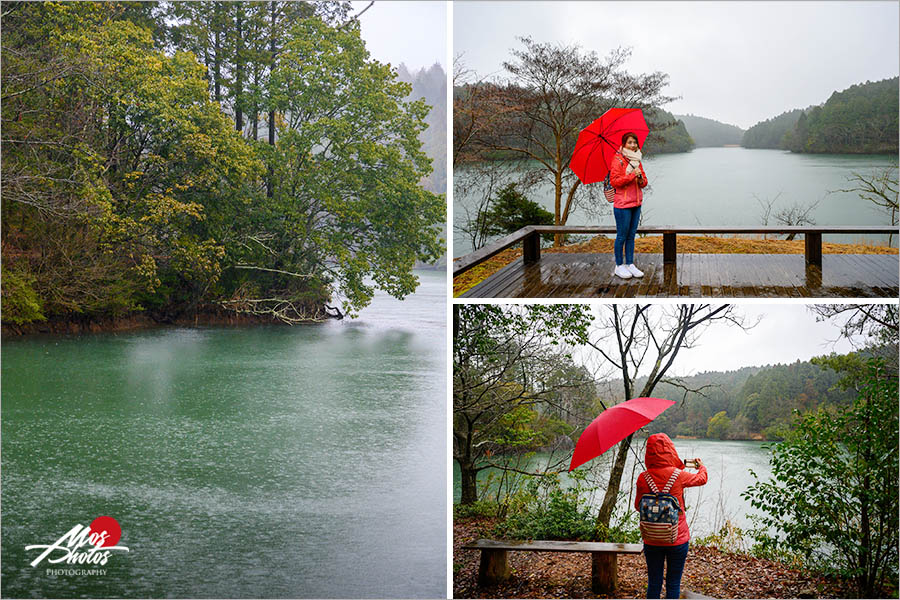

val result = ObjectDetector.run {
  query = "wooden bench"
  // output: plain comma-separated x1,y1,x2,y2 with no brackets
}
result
462,538,643,594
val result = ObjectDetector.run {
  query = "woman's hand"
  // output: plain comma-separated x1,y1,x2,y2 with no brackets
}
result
694,458,703,468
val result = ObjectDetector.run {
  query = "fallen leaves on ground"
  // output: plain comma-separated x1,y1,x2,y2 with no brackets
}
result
452,235,898,296
453,517,862,599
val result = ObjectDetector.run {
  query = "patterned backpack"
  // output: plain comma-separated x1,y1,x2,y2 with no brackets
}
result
603,173,616,203
638,469,682,544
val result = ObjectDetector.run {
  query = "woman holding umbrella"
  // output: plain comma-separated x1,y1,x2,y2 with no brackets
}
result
569,109,651,280
634,433,707,599
610,132,649,279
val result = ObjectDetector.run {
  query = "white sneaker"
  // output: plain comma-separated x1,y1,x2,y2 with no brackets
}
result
614,265,632,279
626,264,644,277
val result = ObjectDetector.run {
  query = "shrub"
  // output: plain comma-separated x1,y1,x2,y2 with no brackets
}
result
492,471,641,543
495,481,598,541
693,519,749,555
742,358,898,597
1,269,45,325
454,500,498,520
482,183,555,242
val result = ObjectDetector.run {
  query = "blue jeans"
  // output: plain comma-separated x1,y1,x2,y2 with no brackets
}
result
613,205,641,265
644,541,689,599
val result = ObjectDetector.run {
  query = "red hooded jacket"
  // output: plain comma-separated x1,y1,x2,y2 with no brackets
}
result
609,151,648,209
634,433,707,546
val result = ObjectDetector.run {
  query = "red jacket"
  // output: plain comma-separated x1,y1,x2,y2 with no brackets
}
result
634,433,707,546
609,151,648,209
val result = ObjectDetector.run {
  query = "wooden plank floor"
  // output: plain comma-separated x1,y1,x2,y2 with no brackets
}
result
459,253,899,298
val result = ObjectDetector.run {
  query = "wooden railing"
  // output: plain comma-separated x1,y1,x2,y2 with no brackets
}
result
452,226,898,278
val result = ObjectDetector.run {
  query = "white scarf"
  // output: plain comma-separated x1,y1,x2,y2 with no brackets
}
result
621,147,643,175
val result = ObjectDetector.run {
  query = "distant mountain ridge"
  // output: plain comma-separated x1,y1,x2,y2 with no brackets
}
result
598,356,857,440
397,62,446,195
397,63,447,269
741,77,898,153
675,114,744,147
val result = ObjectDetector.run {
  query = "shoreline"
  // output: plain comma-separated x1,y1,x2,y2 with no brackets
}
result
3,267,448,338
0,307,332,339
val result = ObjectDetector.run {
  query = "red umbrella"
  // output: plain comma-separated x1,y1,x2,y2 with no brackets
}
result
569,108,650,185
569,396,674,471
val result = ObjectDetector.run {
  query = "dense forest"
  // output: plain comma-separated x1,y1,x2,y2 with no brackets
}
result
625,359,857,440
642,108,694,154
741,77,899,153
485,354,863,457
675,113,744,147
784,77,899,154
741,108,806,149
1,1,445,329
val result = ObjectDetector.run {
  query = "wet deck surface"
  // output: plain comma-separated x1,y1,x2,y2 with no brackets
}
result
459,253,899,298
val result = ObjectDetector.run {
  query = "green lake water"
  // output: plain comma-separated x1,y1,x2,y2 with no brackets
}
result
454,148,897,256
2,270,447,598
453,438,773,538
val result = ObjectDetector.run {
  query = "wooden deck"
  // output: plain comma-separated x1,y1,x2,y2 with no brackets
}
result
459,252,899,298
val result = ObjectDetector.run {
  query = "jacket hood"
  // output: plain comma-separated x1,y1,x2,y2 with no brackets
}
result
645,433,684,469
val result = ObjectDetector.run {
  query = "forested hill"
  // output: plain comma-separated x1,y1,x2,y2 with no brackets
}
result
598,357,857,441
741,77,899,153
675,114,744,147
785,77,899,154
397,63,447,195
397,63,447,269
741,108,806,149
643,108,694,154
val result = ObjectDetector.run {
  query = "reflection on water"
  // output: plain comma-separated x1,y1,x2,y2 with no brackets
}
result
2,270,446,598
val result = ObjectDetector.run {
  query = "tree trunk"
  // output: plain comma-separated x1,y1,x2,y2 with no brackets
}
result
560,179,581,226
459,458,479,505
553,168,563,247
213,4,222,103
234,6,244,132
267,0,277,198
596,434,633,529
252,68,259,140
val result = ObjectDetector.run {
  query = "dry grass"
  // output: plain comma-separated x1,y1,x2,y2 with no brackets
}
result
453,235,898,296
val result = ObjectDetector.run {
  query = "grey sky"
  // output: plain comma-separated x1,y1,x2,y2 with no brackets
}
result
668,304,859,375
578,303,882,378
454,1,899,129
354,1,446,72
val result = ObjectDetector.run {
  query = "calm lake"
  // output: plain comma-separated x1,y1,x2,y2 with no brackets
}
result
453,438,773,538
1,270,447,599
453,148,897,257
